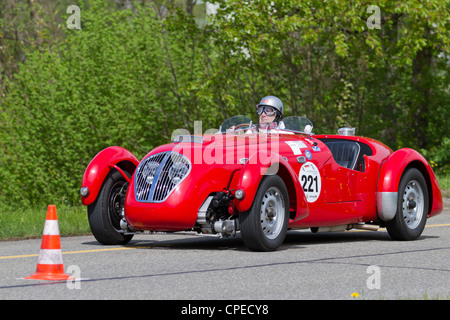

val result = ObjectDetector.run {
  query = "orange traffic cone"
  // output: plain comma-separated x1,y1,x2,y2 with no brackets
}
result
25,205,74,281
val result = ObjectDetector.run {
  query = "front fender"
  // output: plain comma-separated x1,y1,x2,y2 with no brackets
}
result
234,151,309,222
376,148,443,221
80,146,139,206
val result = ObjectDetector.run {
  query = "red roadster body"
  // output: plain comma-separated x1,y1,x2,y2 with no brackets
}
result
81,116,443,251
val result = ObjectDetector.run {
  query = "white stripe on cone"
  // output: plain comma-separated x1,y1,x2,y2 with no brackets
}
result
43,220,60,236
37,249,64,265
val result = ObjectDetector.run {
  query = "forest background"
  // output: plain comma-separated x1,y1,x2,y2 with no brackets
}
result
0,0,448,210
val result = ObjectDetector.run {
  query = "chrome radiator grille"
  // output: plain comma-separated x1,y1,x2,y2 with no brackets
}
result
134,152,191,202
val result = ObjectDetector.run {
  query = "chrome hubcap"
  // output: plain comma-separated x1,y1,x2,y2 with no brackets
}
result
260,187,285,239
402,180,424,229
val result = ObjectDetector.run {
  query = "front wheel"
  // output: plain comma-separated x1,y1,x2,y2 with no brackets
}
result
239,175,289,251
88,170,134,245
386,168,429,241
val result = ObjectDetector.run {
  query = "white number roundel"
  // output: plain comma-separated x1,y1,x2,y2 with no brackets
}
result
299,162,321,203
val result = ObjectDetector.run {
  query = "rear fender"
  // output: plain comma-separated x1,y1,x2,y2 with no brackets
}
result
81,146,139,206
234,151,309,222
376,148,443,221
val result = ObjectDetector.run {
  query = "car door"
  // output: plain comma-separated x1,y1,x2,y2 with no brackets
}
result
323,162,362,202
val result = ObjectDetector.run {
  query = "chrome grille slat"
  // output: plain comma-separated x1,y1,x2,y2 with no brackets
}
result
134,152,191,202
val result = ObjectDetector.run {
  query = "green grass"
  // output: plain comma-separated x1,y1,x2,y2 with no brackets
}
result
0,202,90,240
437,172,450,198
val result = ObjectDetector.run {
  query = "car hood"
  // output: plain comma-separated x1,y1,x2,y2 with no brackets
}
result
143,132,290,166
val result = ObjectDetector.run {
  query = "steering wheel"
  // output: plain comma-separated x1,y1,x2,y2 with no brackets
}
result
234,123,251,130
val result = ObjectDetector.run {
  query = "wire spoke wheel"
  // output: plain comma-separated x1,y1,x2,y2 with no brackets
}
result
108,181,127,232
88,170,134,245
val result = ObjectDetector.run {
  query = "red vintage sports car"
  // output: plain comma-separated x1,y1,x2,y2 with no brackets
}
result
80,116,443,251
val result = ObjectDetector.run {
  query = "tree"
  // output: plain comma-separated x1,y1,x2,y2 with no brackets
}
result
0,0,213,204
0,0,448,206
206,0,449,150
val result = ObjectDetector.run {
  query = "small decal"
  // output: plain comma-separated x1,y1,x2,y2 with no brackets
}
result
285,141,307,155
299,162,321,203
312,146,321,152
305,150,312,160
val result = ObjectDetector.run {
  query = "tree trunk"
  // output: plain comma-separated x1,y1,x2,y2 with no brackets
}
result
411,26,432,149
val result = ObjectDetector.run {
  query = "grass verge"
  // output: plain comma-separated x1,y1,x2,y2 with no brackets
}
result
437,172,450,198
0,202,90,240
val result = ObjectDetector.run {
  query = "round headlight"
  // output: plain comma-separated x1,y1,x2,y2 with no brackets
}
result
235,189,245,200
169,162,189,185
142,161,159,184
80,187,90,197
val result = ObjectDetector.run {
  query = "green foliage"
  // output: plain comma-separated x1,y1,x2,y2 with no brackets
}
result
208,0,449,146
0,1,214,205
421,137,450,174
0,0,449,207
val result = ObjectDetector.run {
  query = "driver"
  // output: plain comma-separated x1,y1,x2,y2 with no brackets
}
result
227,95,285,133
256,96,284,126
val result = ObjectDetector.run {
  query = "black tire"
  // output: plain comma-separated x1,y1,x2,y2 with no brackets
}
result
386,168,429,241
88,169,133,245
239,175,289,251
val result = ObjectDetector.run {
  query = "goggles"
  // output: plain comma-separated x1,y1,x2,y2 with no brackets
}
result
256,105,277,117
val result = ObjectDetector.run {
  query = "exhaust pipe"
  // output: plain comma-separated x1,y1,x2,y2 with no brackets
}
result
311,225,349,233
311,224,379,233
351,224,379,231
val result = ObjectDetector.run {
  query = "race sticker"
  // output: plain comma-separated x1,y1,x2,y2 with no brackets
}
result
285,141,307,155
299,162,321,203
305,150,312,160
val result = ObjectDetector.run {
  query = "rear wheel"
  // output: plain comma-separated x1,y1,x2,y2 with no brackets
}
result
88,170,134,245
239,175,289,251
386,168,429,240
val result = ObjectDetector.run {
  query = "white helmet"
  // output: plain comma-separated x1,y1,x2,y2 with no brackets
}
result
256,96,284,121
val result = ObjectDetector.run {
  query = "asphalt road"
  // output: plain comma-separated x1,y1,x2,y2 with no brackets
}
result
1,205,449,301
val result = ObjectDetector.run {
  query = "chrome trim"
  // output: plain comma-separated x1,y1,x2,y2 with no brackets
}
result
173,135,203,144
197,196,213,225
135,152,191,202
376,192,398,221
297,156,306,163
